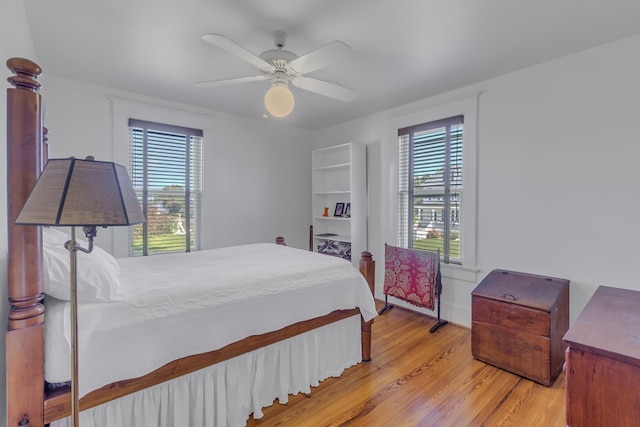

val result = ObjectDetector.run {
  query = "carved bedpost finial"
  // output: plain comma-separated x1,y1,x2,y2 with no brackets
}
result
360,251,373,263
7,57,42,91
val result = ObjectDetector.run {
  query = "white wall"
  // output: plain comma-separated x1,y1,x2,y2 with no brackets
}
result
0,1,40,422
316,33,640,327
40,75,314,252
476,35,640,322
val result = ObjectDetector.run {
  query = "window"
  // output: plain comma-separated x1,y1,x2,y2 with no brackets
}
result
398,115,463,264
128,119,203,256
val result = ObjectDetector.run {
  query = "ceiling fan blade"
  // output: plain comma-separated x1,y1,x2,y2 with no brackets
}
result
292,76,358,102
288,41,353,75
201,34,273,72
195,75,268,87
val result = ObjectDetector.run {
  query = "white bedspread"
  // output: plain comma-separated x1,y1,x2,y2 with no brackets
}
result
45,243,377,398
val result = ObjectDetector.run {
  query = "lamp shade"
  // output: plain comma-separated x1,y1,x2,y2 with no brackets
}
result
264,84,295,118
16,157,145,227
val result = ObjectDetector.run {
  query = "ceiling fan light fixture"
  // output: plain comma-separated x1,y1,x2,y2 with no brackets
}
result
264,82,295,118
200,33,358,118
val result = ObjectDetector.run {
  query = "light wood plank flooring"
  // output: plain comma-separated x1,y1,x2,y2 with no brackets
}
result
247,301,566,427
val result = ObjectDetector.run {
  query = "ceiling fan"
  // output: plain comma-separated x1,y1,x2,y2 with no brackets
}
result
197,31,358,118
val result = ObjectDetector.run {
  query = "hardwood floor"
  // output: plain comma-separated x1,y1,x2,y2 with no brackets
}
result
246,301,566,427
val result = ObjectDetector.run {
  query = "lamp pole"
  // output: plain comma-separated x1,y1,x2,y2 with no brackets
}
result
67,226,80,427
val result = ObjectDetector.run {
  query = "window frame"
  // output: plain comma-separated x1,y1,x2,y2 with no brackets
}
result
388,94,478,269
111,98,214,258
399,115,463,263
128,118,203,256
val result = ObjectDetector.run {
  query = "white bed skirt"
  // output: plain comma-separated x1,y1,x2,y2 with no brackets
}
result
51,315,362,427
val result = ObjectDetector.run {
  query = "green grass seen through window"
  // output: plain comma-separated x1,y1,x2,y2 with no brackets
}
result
413,237,459,258
132,233,191,255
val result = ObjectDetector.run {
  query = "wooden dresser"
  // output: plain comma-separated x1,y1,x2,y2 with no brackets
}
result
471,269,570,386
563,286,640,427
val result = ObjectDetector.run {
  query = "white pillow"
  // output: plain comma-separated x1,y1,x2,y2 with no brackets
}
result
43,228,125,302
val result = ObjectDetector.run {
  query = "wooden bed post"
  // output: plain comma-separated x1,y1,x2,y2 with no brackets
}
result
359,251,375,362
6,58,45,427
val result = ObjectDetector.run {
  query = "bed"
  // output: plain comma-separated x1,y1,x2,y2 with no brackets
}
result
5,57,377,427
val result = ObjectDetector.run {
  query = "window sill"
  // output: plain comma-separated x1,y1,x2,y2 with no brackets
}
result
441,263,479,284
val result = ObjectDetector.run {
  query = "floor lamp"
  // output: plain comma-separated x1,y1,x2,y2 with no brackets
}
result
16,156,145,426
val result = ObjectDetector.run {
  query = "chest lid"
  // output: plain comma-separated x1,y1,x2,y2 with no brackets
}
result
563,286,640,364
472,269,570,311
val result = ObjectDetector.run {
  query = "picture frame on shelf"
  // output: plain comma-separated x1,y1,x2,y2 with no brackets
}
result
334,202,345,217
344,203,351,217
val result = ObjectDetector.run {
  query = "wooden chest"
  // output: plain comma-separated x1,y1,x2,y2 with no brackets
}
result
564,286,640,427
471,269,569,386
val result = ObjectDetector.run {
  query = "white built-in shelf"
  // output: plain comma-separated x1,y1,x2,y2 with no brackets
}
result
314,234,351,243
313,190,351,195
313,163,351,171
313,216,351,221
311,142,367,267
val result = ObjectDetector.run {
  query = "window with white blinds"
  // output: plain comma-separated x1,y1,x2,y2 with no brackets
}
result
398,115,463,263
128,119,203,256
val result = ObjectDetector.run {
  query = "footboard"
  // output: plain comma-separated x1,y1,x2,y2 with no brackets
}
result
43,308,363,422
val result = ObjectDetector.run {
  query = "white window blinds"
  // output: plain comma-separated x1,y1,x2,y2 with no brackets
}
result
128,119,203,256
398,115,463,263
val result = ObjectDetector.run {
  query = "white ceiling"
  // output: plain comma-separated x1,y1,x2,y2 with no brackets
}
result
23,0,640,130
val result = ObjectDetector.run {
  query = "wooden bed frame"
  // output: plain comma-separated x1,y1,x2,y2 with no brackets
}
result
5,58,376,427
